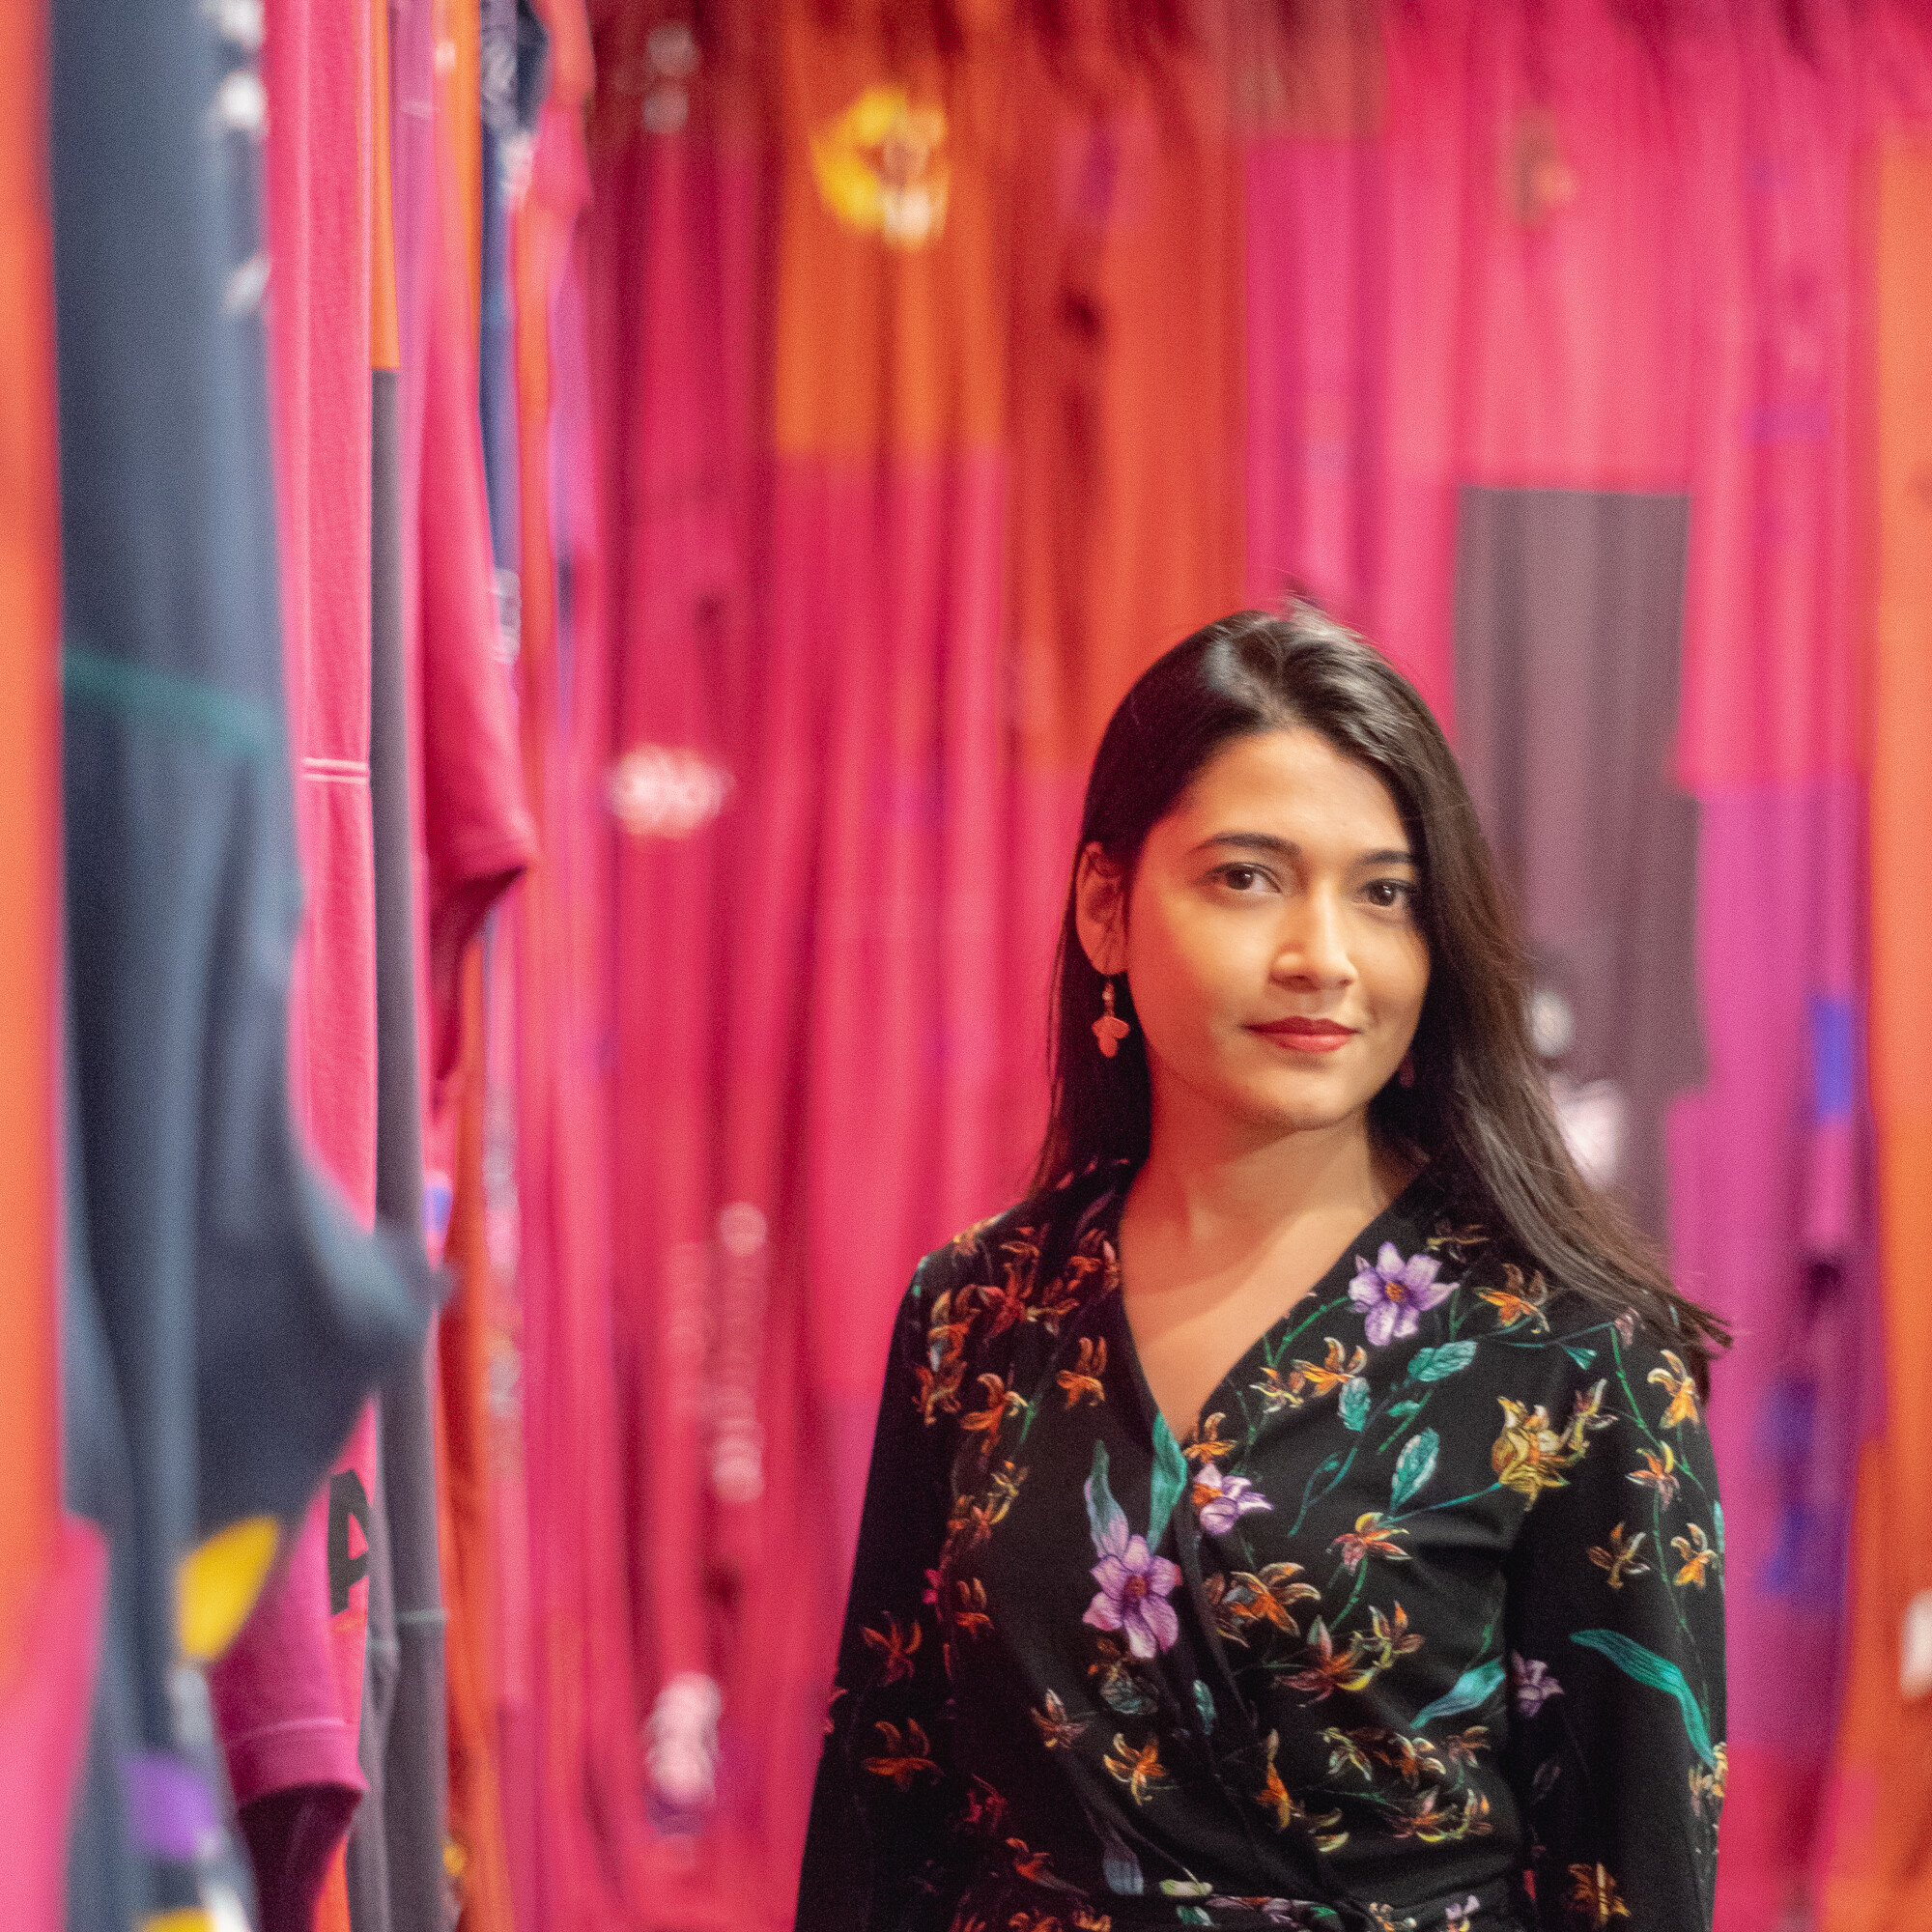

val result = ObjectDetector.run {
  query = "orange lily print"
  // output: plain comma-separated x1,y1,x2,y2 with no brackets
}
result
1255,1729,1295,1829
1030,1689,1089,1750
1362,1603,1425,1672
1565,1862,1631,1925
1282,1618,1377,1700
973,1265,1033,1339
862,1719,939,1790
1389,1788,1492,1843
1006,1836,1058,1883
1627,1443,1678,1506
951,1577,992,1637
961,1373,1029,1458
1103,1733,1172,1805
1056,1337,1107,1409
1648,1350,1701,1429
915,1360,964,1424
1477,1263,1549,1333
1491,1382,1611,1501
1586,1523,1651,1589
1183,1412,1236,1463
862,1614,921,1684
1205,1563,1321,1641
1331,1512,1411,1574
1671,1522,1719,1588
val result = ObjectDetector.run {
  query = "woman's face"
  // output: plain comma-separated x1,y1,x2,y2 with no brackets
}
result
1077,727,1431,1145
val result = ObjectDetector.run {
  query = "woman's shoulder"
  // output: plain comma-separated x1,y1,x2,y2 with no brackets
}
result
895,1172,1125,1369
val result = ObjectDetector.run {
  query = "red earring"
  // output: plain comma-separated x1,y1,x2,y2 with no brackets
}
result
1093,979,1131,1059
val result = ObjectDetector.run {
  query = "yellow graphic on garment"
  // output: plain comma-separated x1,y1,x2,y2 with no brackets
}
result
143,1914,213,1932
810,86,949,247
177,1514,280,1662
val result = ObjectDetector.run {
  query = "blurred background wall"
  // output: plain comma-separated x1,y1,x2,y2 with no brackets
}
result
565,5,1932,1929
19,2,1932,1929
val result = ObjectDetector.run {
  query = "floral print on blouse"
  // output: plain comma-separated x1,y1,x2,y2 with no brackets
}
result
795,1166,1725,1932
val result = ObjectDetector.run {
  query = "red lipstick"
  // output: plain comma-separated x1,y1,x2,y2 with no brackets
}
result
1251,1017,1357,1054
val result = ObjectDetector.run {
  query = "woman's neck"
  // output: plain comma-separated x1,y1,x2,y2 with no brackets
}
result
1129,1094,1405,1253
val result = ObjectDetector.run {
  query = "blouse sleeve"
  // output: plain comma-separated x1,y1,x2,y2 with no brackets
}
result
795,1254,970,1932
1501,1332,1726,1931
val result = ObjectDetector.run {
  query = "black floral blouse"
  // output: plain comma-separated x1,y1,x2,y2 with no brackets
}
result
796,1166,1724,1932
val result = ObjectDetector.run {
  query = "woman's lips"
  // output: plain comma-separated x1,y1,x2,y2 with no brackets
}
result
1250,1018,1358,1054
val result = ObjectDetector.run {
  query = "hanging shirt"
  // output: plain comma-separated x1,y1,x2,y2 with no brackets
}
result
797,1166,1724,1932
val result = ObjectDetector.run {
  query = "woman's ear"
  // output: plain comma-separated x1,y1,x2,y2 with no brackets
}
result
1074,843,1129,978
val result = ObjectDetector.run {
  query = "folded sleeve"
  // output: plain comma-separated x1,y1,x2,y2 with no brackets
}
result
1501,1329,1726,1931
795,1253,971,1932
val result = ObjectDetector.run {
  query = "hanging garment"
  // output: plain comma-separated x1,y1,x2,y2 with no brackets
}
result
0,5,107,1919
201,0,391,1919
1452,487,1704,1238
48,0,434,1918
798,1171,1725,1932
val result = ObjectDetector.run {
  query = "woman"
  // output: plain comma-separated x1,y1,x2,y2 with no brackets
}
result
797,608,1727,1932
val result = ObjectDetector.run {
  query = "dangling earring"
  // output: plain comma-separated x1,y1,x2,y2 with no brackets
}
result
1398,1050,1416,1090
1092,979,1131,1059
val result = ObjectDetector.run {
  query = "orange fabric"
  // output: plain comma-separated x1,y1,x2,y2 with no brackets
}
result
437,952,515,1932
0,0,62,1686
1817,128,1932,1931
434,0,483,332
771,14,1008,459
1007,22,1246,770
372,0,400,373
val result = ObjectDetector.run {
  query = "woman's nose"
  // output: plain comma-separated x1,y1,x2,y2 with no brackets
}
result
1275,891,1354,985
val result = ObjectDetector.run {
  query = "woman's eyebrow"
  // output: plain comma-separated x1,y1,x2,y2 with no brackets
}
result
1187,832,1416,867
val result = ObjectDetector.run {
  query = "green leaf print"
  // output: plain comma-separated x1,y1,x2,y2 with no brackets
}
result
1407,1342,1477,1382
1340,1378,1371,1432
1148,1416,1190,1551
1560,1342,1598,1370
1389,1430,1439,1511
1570,1629,1719,1768
1085,1439,1128,1555
1411,1657,1506,1730
1193,1679,1217,1732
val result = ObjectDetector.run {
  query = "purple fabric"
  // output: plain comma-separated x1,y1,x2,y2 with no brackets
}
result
120,1747,219,1862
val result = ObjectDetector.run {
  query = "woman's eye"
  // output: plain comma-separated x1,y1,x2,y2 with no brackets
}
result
1363,878,1415,911
1221,866,1267,893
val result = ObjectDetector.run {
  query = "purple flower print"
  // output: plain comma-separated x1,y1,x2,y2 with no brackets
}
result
1349,1242,1452,1348
1083,1520,1182,1661
1190,1463,1273,1537
1510,1652,1563,1716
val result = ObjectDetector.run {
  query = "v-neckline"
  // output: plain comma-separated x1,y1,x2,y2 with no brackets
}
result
1100,1166,1440,1453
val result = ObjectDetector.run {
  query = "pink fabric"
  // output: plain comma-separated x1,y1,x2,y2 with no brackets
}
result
500,97,655,1932
0,1517,105,1930
590,85,1039,1932
211,0,376,1825
1239,5,1924,1920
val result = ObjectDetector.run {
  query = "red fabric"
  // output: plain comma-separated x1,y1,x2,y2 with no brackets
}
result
503,76,656,1932
1819,108,1932,1932
418,196,539,1084
210,0,377,1880
0,1519,107,1932
0,0,62,1694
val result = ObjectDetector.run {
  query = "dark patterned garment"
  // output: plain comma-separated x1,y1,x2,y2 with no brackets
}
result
796,1166,1724,1932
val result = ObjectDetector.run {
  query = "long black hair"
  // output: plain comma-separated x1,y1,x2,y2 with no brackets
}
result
1031,604,1727,1390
